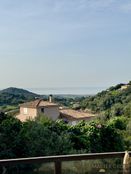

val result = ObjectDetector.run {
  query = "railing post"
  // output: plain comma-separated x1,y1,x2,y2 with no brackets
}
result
55,160,62,174
2,166,7,174
123,151,130,174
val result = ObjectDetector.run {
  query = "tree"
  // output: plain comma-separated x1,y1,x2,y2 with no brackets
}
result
0,112,7,123
0,116,24,159
20,120,73,157
68,121,89,152
107,117,127,130
86,121,124,153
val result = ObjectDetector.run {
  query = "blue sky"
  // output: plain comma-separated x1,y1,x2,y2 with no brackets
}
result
0,0,131,89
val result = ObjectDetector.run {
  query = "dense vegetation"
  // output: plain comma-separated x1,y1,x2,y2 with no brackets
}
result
53,95,85,109
0,82,131,161
0,87,40,112
0,87,84,113
78,81,131,151
80,82,131,118
0,112,125,160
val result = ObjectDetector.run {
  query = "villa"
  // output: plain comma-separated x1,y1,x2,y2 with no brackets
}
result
16,98,59,122
16,98,96,124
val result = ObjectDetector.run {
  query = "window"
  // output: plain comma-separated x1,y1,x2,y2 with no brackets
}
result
41,108,44,113
23,108,28,114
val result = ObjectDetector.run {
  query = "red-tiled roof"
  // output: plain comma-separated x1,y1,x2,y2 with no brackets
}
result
60,109,95,120
20,99,58,108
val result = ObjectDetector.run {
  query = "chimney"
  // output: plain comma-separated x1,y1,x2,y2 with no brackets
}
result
49,94,53,103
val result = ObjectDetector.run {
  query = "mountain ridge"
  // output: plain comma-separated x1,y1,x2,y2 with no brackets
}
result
0,87,41,109
80,81,131,118
0,87,38,96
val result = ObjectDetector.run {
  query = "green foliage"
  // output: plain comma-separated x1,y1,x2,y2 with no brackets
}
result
0,82,131,160
0,87,38,97
35,113,53,126
0,111,7,123
78,81,131,151
85,121,124,152
53,95,85,109
0,113,125,160
20,120,73,157
110,103,124,117
123,119,131,150
0,92,30,106
107,116,127,130
0,105,18,112
0,83,130,164
80,81,131,119
124,102,131,118
0,113,24,159
68,121,89,152
0,87,40,112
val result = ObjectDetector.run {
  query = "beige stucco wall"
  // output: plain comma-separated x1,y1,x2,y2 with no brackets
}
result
20,107,37,120
38,106,60,120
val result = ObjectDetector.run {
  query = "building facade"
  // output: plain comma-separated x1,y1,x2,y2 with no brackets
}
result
17,99,96,124
17,99,59,122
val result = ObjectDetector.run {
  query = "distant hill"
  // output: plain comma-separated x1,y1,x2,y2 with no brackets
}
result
0,87,40,107
79,81,131,118
0,87,83,110
0,87,38,97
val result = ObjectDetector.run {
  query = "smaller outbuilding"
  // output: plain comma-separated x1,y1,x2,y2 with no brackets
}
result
60,109,96,125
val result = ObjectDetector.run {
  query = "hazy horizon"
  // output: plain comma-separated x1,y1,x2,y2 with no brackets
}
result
27,86,108,95
0,86,108,95
0,0,131,89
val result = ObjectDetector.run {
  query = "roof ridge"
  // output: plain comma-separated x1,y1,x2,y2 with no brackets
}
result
20,99,58,108
36,99,43,107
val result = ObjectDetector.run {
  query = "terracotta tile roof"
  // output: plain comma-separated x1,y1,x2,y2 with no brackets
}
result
60,109,95,120
20,99,58,108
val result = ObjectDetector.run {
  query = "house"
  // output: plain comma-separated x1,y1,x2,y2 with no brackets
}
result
16,99,59,122
16,98,96,124
60,109,96,125
120,85,130,90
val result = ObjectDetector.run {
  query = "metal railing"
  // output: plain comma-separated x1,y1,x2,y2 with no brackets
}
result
0,151,131,174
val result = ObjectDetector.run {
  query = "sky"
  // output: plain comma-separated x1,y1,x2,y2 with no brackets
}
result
0,0,131,89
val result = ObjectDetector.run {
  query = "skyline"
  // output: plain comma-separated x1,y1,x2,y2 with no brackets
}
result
0,0,131,89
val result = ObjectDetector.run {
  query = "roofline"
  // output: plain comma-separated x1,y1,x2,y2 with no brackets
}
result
60,112,95,120
20,105,59,108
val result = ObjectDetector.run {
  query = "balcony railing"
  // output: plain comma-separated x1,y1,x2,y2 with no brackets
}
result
0,151,131,174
